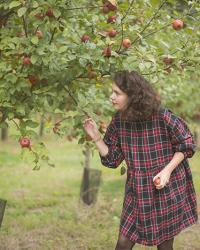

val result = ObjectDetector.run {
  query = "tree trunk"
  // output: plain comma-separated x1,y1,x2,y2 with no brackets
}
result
1,128,8,141
0,199,7,227
80,144,102,205
39,113,45,137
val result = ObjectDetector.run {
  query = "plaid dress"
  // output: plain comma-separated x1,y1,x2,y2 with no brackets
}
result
100,107,198,246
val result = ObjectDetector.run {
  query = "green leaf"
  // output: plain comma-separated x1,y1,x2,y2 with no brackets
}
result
31,36,39,45
78,137,85,144
24,120,39,128
31,55,38,64
9,1,21,8
53,9,61,18
17,7,27,17
120,165,126,175
32,1,39,8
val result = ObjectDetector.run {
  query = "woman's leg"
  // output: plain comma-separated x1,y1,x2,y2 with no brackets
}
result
157,238,174,250
115,234,136,250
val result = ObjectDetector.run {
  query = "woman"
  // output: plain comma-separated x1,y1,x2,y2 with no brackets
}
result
83,70,198,250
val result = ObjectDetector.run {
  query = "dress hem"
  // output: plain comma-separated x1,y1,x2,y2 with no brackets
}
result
120,217,198,246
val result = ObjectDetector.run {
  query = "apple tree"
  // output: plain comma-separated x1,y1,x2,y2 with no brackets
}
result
0,0,200,169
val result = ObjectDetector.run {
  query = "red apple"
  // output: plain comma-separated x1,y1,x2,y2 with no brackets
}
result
46,8,54,17
23,56,31,65
35,30,43,39
53,126,60,134
107,28,117,37
81,34,90,43
102,5,110,14
172,19,184,30
28,75,39,85
163,56,173,65
154,177,161,186
107,15,117,23
122,38,131,48
102,46,112,57
106,1,117,11
88,71,97,79
19,137,31,148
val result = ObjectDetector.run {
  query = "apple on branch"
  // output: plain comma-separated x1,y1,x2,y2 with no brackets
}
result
107,15,117,23
107,28,117,38
88,71,97,79
172,19,184,30
28,75,39,85
23,56,31,65
81,34,90,43
102,0,117,13
19,137,31,149
35,30,43,39
122,38,131,48
102,45,112,57
46,8,54,18
162,56,173,65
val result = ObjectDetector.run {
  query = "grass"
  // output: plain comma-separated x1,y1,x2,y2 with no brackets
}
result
0,137,199,250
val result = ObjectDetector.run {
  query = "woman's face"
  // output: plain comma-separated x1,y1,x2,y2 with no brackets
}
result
110,83,129,111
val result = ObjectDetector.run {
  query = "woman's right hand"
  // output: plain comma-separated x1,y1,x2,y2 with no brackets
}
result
83,118,101,141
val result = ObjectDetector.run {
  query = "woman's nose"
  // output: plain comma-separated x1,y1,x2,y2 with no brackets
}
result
110,93,114,100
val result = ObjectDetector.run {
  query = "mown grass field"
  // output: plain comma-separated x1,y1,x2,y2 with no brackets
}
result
0,137,200,250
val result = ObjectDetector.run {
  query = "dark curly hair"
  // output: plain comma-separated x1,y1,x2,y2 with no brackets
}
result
113,70,161,121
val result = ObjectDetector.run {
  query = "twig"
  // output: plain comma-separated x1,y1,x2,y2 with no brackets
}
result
132,0,167,44
65,5,102,11
117,22,124,53
142,23,170,40
49,17,61,45
121,0,135,22
11,119,20,130
63,85,90,117
22,16,28,37
171,38,189,55
117,0,135,53
49,27,56,45
54,116,72,126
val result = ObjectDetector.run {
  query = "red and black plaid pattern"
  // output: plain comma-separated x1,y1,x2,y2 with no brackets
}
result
100,108,198,246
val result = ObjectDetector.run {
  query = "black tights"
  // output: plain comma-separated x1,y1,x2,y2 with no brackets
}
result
115,234,135,250
157,238,174,250
115,235,174,250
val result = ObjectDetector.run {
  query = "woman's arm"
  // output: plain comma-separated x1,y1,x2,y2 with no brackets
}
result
153,152,184,189
94,137,109,157
83,117,124,167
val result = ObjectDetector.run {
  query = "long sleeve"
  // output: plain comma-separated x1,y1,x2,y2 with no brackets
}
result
100,116,124,168
162,108,196,159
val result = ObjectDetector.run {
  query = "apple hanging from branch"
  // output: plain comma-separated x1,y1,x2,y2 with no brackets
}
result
81,34,90,43
19,137,31,148
122,38,131,49
172,19,184,30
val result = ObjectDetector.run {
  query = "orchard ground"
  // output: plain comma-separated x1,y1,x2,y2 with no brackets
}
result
0,136,200,250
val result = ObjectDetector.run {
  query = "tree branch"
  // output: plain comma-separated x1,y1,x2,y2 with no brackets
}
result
132,0,167,44
117,0,135,53
22,16,28,37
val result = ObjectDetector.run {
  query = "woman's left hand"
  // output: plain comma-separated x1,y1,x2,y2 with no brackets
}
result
153,168,171,190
